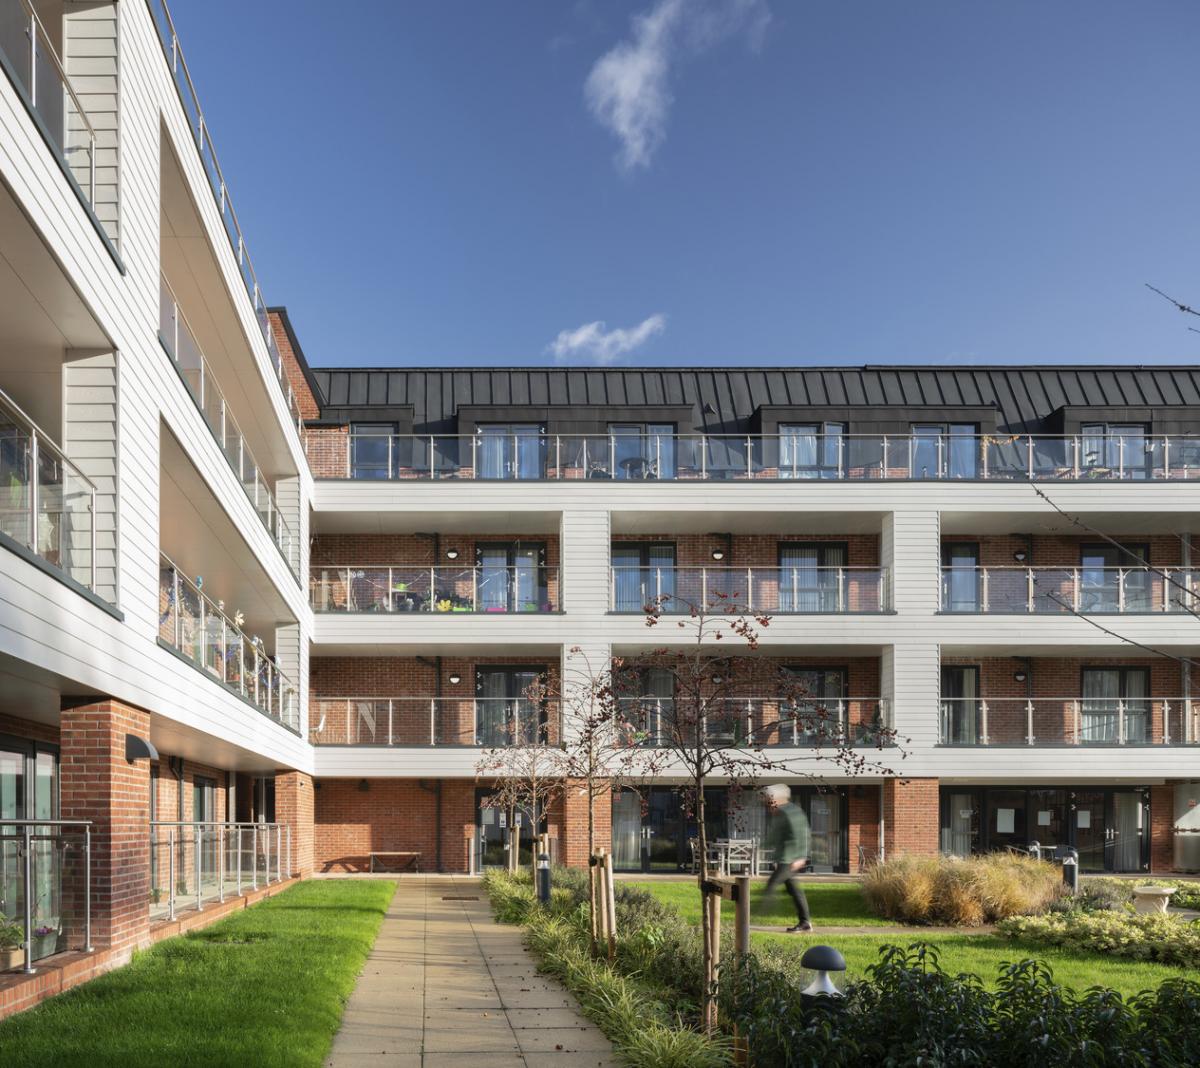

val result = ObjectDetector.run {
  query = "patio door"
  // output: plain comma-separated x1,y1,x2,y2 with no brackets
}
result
477,543,546,613
940,665,980,744
611,543,675,613
779,423,843,479
478,425,543,480
1080,667,1149,744
940,543,980,612
0,737,59,961
782,667,847,744
778,543,846,612
475,667,544,745
476,788,539,870
1079,543,1151,613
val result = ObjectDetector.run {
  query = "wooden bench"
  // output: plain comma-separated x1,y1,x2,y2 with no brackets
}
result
369,851,421,873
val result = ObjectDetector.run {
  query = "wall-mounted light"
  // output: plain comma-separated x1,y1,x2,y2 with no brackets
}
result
1013,670,1028,684
449,673,462,685
125,734,159,763
445,548,460,560
357,779,370,793
1013,549,1028,563
711,548,725,561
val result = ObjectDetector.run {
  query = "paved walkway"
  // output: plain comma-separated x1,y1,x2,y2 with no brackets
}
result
326,876,618,1067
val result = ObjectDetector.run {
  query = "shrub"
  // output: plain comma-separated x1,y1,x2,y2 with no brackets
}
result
999,910,1200,969
862,853,1062,926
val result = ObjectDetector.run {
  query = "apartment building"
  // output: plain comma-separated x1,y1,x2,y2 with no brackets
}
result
1,0,1199,1014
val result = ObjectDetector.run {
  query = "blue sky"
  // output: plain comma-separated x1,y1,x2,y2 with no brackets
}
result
168,0,1200,368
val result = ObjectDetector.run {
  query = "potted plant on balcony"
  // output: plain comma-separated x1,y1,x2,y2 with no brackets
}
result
0,915,23,971
31,924,59,959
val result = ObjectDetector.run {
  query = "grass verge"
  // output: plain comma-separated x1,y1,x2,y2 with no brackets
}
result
0,879,396,1068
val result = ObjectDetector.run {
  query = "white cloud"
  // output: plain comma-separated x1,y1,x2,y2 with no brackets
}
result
584,0,770,172
548,313,667,364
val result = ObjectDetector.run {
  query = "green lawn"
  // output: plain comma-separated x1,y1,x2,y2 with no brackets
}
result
633,880,1192,1000
627,879,892,928
0,879,395,1068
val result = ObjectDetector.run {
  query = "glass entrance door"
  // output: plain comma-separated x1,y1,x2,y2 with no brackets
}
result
1110,790,1146,872
476,789,537,870
1073,791,1107,871
0,739,59,961
941,665,981,744
645,789,684,872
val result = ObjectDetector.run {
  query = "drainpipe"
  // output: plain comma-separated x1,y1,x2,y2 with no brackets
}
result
416,655,445,871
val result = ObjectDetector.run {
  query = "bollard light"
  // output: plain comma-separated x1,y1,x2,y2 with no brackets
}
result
1062,848,1079,894
536,852,551,904
800,944,847,997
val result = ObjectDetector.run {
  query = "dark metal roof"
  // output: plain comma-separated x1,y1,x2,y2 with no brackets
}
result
308,366,1200,433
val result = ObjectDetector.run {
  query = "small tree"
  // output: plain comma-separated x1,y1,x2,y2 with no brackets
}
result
553,645,655,947
475,673,568,877
618,588,899,1033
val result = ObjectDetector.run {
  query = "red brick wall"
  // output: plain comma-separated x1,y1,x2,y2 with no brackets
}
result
1150,784,1174,872
848,784,881,871
561,780,612,866
882,778,939,858
59,699,152,952
276,771,314,877
0,712,59,745
305,425,349,478
268,310,321,420
943,533,1182,569
314,778,541,873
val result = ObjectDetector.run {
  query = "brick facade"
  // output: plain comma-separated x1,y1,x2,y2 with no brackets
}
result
882,778,939,858
1150,784,1174,873
58,699,152,953
847,783,881,871
276,771,314,877
268,310,321,420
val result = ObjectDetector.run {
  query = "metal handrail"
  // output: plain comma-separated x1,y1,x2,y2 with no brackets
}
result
144,1,303,435
309,695,563,747
149,820,291,920
327,431,1200,481
309,563,560,613
939,695,1199,746
0,818,92,975
158,552,300,731
939,565,1198,613
0,385,98,595
7,0,97,203
159,275,298,575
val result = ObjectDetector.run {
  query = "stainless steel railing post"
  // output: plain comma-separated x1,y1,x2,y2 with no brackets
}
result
251,824,258,891
218,827,226,904
22,824,34,974
84,825,93,952
168,829,176,921
195,826,203,911
236,826,242,896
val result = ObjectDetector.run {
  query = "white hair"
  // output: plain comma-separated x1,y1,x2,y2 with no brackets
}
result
762,784,791,805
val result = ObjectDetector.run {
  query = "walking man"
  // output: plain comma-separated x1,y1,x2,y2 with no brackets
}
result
762,784,813,932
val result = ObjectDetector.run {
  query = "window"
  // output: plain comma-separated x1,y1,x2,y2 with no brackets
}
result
475,667,547,745
1081,424,1148,479
476,542,548,612
778,543,847,612
1081,667,1149,744
781,667,847,745
477,424,544,480
912,424,977,479
350,423,394,479
617,667,674,745
611,543,676,612
1079,543,1151,612
609,424,675,479
778,423,844,479
940,543,981,612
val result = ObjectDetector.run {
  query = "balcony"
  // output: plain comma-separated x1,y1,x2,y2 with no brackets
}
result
940,566,1198,614
939,697,1199,746
615,696,890,747
310,565,561,614
0,0,97,217
145,0,302,433
309,696,562,747
0,819,92,973
319,431,1200,482
609,566,889,613
159,276,299,578
0,386,100,599
148,820,290,923
158,554,300,733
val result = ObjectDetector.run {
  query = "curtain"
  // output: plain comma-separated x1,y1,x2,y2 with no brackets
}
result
780,425,817,479
476,670,508,745
941,668,978,744
611,548,643,613
780,545,844,612
1124,669,1149,744
941,793,975,856
478,548,509,611
1081,669,1119,743
611,791,643,869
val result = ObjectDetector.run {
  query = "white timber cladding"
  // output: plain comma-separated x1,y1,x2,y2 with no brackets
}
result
63,348,119,602
0,2,312,771
63,1,120,246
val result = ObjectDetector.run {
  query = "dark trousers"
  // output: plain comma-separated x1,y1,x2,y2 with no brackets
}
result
766,862,811,925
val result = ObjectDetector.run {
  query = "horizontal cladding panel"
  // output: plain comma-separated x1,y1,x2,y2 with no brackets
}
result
0,552,311,771
313,748,484,778
312,480,1200,516
920,748,1197,781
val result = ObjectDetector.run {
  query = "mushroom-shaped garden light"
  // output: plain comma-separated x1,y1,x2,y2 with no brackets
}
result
800,944,847,997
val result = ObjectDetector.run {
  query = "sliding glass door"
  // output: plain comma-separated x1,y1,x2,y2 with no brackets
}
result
1081,667,1149,744
778,543,846,612
478,425,544,479
477,543,546,613
475,667,544,745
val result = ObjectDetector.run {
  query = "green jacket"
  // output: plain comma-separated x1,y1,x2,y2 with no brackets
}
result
766,801,810,864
